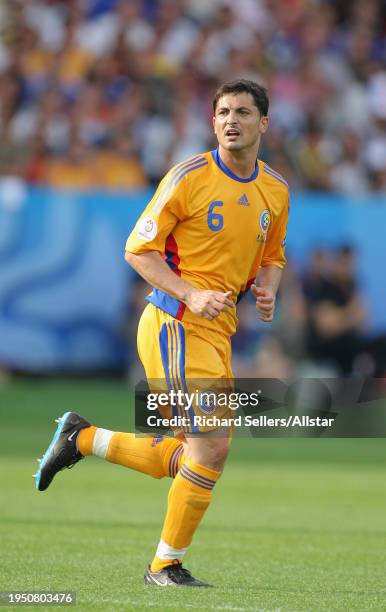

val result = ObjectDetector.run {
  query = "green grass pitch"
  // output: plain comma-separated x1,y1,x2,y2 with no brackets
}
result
1,378,386,611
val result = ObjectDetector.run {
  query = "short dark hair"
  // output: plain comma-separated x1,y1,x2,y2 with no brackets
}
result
213,79,269,116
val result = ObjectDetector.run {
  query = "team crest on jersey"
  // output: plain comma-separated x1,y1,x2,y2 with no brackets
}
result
259,209,271,233
137,216,158,241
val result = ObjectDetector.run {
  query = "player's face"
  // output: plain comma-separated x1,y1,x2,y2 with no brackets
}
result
213,92,268,152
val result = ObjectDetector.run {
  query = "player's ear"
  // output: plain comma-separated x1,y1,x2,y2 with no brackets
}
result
212,115,216,133
259,115,269,134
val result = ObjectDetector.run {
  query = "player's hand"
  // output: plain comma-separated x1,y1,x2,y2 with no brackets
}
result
185,289,234,320
251,284,276,322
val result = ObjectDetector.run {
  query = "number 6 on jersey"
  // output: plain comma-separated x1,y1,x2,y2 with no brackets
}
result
207,201,224,232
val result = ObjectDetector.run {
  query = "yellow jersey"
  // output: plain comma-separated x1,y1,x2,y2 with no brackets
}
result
125,148,289,337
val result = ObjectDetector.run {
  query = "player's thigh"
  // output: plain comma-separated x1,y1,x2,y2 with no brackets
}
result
138,311,233,434
179,325,234,434
137,303,167,379
184,327,230,379
137,305,231,380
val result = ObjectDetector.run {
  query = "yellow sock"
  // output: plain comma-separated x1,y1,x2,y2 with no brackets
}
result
77,427,184,479
150,459,221,572
77,426,97,456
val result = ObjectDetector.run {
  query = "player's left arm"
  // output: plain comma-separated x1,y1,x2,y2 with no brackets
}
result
251,265,282,322
252,190,289,322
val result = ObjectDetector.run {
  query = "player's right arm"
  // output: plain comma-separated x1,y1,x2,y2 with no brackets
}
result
125,250,233,321
124,162,233,321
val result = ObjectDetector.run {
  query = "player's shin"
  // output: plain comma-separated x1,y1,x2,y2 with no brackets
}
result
77,427,184,479
150,458,221,572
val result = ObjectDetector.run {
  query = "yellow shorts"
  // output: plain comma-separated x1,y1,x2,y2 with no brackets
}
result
137,303,233,434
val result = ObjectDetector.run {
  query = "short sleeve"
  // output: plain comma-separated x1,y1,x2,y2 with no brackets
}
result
125,168,189,255
261,190,289,269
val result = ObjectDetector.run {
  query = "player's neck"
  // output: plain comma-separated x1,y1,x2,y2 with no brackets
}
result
218,146,259,179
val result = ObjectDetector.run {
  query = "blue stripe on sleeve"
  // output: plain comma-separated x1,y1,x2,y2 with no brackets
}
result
152,155,205,213
173,161,208,186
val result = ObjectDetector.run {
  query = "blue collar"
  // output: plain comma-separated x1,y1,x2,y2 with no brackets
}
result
211,147,259,183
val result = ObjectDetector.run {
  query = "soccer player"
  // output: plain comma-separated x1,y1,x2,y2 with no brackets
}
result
35,80,289,587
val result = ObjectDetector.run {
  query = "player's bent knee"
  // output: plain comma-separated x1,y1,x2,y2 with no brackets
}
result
214,438,229,460
190,438,229,472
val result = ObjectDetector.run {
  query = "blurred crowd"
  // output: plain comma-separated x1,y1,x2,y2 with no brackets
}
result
1,0,386,194
233,245,386,378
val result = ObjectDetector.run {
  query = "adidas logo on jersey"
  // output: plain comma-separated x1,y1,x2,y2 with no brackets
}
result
237,194,250,206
